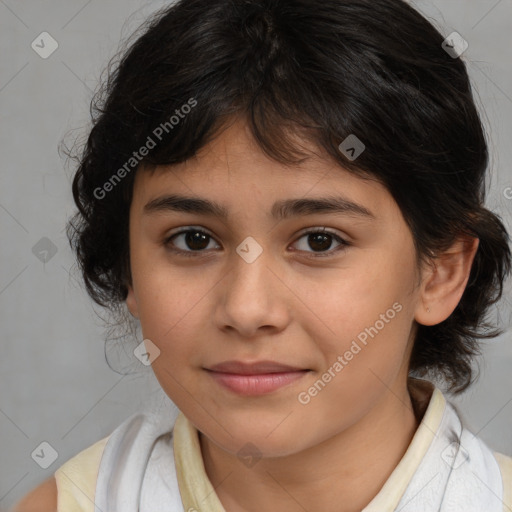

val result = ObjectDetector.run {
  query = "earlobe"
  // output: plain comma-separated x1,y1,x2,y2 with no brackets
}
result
126,284,139,319
415,236,479,326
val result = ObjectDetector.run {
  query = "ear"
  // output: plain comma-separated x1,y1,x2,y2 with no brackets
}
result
126,284,139,319
415,236,479,326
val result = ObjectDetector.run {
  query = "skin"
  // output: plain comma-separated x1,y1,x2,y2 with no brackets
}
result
14,115,478,512
121,116,478,512
13,477,57,512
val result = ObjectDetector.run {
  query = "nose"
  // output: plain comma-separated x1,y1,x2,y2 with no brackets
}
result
214,240,291,339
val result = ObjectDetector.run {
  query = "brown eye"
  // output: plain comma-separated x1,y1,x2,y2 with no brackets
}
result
308,233,334,251
164,228,220,256
292,229,350,257
163,227,350,259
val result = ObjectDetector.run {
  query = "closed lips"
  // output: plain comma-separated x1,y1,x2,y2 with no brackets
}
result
205,360,309,374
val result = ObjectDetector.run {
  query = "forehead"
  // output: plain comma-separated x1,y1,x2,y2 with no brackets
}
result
130,117,394,220
143,117,334,182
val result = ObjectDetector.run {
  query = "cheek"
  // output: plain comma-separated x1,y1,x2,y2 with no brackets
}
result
135,271,208,406
296,284,413,430
133,244,202,322
304,248,416,373
132,262,211,363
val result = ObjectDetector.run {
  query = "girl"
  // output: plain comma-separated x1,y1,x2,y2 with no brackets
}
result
15,0,512,510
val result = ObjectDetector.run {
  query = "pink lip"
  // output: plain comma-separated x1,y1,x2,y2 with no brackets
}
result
207,360,306,374
205,360,310,395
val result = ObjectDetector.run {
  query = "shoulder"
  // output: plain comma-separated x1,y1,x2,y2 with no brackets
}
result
494,451,512,511
54,435,110,512
14,435,110,512
15,411,177,512
12,477,57,512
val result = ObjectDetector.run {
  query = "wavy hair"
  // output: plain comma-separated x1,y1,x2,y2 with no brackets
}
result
65,0,511,393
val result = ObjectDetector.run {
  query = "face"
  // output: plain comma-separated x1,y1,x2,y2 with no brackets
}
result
126,117,424,458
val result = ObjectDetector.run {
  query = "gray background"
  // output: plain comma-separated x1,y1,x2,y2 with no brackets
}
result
1,0,511,509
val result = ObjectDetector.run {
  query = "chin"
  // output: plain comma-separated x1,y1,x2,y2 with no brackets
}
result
207,421,308,459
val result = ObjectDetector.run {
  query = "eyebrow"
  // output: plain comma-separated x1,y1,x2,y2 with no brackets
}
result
143,194,375,220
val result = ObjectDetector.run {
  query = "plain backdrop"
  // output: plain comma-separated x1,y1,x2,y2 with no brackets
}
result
1,0,511,509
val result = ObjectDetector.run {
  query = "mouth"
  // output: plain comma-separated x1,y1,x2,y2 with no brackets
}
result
204,360,311,395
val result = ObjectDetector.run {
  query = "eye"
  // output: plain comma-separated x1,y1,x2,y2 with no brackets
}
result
163,227,350,258
164,227,220,257
291,228,350,257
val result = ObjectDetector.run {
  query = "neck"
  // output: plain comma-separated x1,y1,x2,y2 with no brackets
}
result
199,378,425,512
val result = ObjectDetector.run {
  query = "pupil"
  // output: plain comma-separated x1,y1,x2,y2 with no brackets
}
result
309,233,331,251
186,231,209,250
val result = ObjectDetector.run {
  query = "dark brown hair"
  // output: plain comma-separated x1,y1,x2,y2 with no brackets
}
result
65,0,511,393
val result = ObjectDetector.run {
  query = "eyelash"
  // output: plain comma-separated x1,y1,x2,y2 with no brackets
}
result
163,227,350,258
